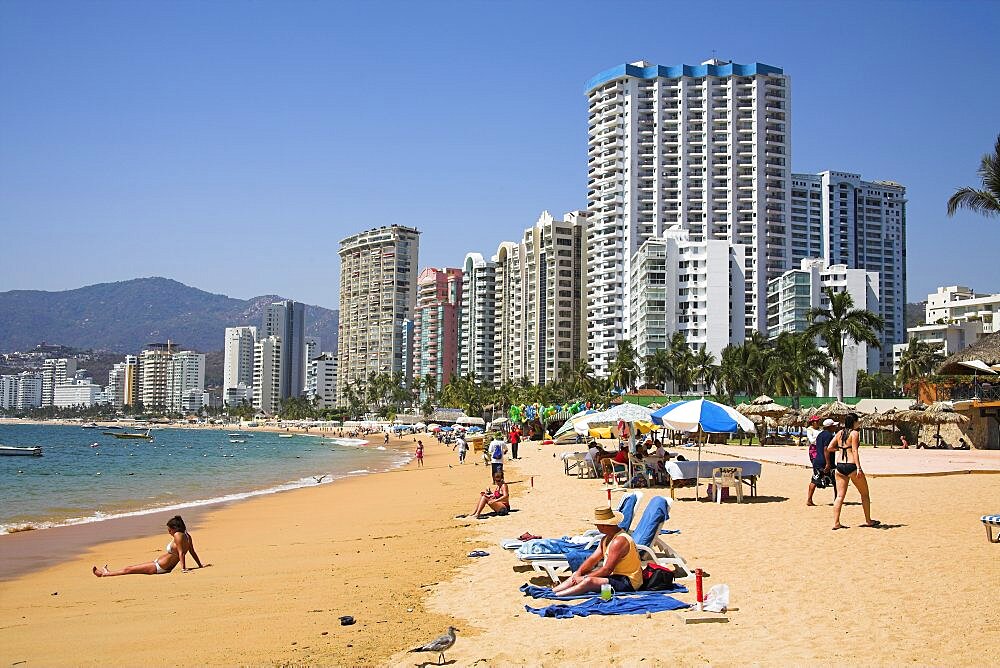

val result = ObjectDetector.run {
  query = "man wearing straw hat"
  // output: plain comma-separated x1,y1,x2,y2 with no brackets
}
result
550,506,644,597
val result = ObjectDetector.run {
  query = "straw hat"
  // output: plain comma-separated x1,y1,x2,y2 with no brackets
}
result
586,506,624,526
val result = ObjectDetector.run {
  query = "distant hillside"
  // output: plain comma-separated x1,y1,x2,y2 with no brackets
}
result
906,302,926,329
0,278,339,354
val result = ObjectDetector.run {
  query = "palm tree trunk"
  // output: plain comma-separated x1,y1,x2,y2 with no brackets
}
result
836,357,845,402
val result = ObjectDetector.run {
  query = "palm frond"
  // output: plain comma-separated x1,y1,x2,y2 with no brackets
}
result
947,187,1000,217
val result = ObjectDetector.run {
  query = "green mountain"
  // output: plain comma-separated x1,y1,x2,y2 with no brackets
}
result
0,278,339,354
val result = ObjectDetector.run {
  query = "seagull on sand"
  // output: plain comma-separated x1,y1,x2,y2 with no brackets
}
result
408,626,458,665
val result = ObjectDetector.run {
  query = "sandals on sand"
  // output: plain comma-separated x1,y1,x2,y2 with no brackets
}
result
467,550,490,558
518,532,541,541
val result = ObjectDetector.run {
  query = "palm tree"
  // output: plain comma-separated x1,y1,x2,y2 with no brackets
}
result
947,134,1000,219
806,288,884,402
690,347,718,395
895,337,946,389
608,340,641,393
644,348,671,390
665,332,695,395
764,332,833,408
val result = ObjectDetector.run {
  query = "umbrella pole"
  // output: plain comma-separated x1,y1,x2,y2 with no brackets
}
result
696,427,704,500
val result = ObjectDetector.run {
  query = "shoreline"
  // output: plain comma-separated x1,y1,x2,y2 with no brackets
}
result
0,422,399,537
0,430,489,666
0,429,413,578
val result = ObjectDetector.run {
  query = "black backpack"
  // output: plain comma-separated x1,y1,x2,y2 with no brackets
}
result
640,563,676,590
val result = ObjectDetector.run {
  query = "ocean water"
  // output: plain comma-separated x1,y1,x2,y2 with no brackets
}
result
0,424,410,534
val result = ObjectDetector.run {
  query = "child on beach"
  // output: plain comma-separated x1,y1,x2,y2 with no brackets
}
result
415,441,424,467
93,515,207,577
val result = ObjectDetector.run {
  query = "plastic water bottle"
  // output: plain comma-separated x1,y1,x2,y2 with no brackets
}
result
600,584,612,601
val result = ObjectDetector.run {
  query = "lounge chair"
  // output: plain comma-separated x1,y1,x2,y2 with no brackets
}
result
524,496,692,583
983,514,1000,543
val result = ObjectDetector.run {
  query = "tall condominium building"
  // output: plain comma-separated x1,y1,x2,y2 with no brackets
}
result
629,232,749,365
306,353,338,409
585,59,791,375
458,253,497,383
253,336,282,415
304,336,320,383
107,356,140,410
0,372,43,411
139,343,174,410
40,358,78,407
337,225,419,404
767,258,880,394
493,241,525,382
223,326,258,404
167,351,206,413
789,171,906,370
261,301,306,399
520,211,588,384
412,267,463,391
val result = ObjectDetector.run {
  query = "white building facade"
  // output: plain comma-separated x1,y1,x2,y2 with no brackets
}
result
0,372,43,411
253,335,282,415
40,358,78,407
789,171,906,370
223,326,258,404
307,353,338,409
585,59,791,375
629,231,750,365
53,378,103,408
767,258,881,394
458,252,497,383
167,351,205,413
925,285,999,334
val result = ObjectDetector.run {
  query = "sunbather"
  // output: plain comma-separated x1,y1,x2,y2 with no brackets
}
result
458,471,509,519
93,515,207,577
550,506,643,596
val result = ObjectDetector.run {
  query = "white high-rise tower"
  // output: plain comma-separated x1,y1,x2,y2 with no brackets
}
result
585,59,791,375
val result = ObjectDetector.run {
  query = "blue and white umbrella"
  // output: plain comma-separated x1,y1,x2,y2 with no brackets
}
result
652,399,755,433
651,399,755,496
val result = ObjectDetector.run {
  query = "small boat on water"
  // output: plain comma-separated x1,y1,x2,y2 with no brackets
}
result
81,422,99,429
229,439,246,444
107,430,154,441
105,425,124,430
278,434,295,438
0,445,43,457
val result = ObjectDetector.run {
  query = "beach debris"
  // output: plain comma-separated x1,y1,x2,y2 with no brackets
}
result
339,615,355,626
321,631,328,635
408,626,458,665
51,592,58,596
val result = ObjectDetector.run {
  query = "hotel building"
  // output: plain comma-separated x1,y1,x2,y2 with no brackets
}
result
40,358,78,407
252,336,282,415
585,59,791,375
167,350,206,413
337,225,419,404
629,231,750,366
261,301,307,399
767,258,880,394
139,343,174,410
412,267,463,392
789,171,906,370
0,372,43,411
306,353,338,409
223,326,257,405
458,253,497,383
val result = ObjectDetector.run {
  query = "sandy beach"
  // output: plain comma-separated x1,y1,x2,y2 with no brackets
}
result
2,433,998,666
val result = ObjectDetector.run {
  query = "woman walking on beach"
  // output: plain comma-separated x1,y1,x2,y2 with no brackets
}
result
826,413,880,530
93,515,207,577
415,441,424,467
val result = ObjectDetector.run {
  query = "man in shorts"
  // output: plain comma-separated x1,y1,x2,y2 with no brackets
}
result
807,419,837,505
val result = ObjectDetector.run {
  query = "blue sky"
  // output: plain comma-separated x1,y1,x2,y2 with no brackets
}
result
1,0,998,309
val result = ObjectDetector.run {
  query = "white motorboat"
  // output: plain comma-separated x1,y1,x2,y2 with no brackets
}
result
278,434,295,438
229,439,246,444
0,445,43,457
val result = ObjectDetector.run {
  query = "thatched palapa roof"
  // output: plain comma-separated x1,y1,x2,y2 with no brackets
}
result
938,331,1000,375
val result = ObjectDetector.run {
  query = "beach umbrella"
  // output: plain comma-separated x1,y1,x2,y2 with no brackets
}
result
545,410,572,425
552,409,598,438
456,416,485,426
652,399,756,495
569,404,655,484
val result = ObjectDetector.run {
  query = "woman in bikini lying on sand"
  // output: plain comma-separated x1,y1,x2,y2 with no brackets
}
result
93,515,208,577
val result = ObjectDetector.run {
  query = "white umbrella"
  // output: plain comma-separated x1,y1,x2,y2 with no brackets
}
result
571,403,654,486
456,416,486,426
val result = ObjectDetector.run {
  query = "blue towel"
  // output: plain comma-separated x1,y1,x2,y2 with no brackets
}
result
632,496,669,547
520,583,688,601
660,528,680,535
517,537,592,558
617,493,639,530
565,548,594,572
525,593,689,618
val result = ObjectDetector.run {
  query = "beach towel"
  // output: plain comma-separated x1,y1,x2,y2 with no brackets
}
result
632,496,670,547
516,537,593,558
617,493,639,530
525,593,689,618
520,583,688,601
565,548,592,572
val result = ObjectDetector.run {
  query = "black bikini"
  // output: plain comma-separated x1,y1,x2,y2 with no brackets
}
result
835,429,858,476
